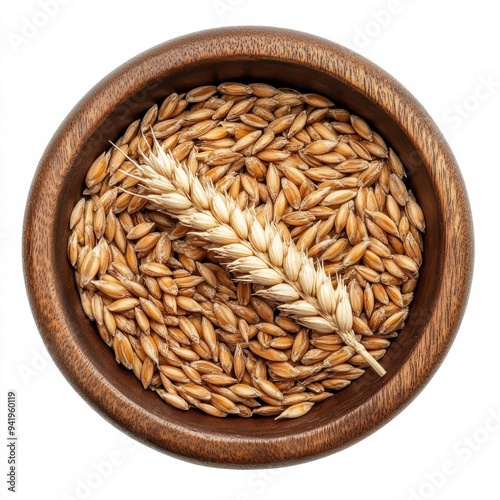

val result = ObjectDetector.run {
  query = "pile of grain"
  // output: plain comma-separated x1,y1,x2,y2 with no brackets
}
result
68,82,425,419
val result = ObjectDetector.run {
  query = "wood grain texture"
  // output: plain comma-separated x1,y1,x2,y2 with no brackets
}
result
22,26,474,468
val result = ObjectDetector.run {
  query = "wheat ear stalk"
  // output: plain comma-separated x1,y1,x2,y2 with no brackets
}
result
117,137,386,376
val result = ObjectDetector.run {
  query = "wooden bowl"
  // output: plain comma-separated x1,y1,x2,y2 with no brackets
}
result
23,26,474,467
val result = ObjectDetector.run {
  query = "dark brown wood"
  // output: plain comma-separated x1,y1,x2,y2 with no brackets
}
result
22,26,474,468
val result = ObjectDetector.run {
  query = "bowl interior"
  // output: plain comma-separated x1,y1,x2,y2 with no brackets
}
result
27,28,467,468
59,60,437,447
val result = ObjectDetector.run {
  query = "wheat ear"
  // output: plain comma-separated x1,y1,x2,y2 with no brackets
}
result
117,137,386,376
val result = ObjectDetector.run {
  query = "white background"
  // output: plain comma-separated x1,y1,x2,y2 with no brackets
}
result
1,1,499,499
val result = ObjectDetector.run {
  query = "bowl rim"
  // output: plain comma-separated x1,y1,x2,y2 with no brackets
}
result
22,25,474,467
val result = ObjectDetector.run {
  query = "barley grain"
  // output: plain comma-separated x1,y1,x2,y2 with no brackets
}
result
275,402,314,420
69,82,425,418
